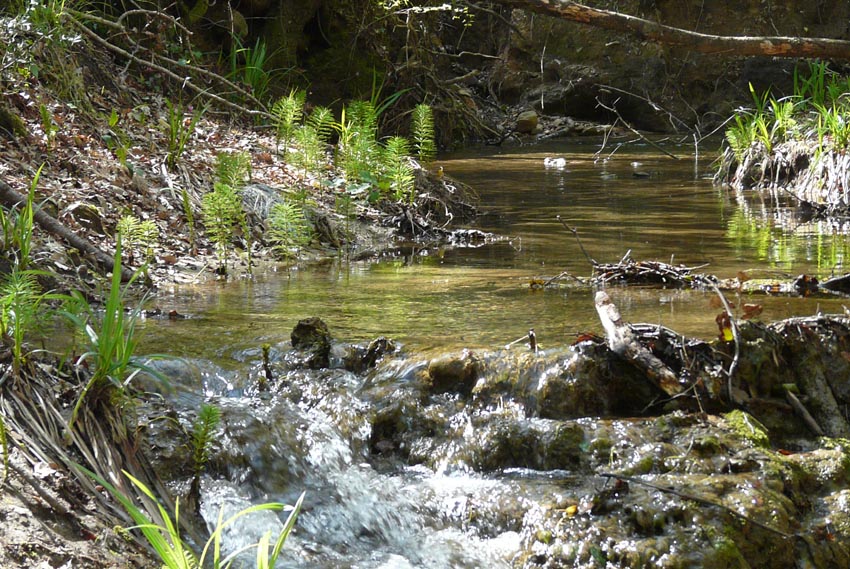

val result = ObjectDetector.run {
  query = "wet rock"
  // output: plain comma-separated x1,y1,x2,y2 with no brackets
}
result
426,350,480,395
515,110,539,134
471,344,661,420
343,336,398,373
290,316,331,369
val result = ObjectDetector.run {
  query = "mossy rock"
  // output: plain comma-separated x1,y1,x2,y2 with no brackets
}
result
723,410,771,449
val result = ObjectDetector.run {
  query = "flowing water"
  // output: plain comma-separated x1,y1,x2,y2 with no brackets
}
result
139,139,850,567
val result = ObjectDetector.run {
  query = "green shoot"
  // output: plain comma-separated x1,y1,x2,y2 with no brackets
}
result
266,200,312,258
411,103,436,163
191,403,221,478
271,89,306,156
201,182,244,274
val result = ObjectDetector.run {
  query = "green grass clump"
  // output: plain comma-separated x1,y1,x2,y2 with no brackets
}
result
62,239,164,429
165,100,206,170
83,466,305,569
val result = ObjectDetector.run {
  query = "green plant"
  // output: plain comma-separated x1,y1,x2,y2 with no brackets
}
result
104,108,130,166
165,100,206,170
191,403,221,477
411,103,436,163
292,126,323,174
271,89,306,156
181,189,197,254
336,105,379,183
202,182,244,273
725,115,756,162
39,103,57,148
769,98,796,143
83,466,304,569
116,214,159,263
13,0,69,32
382,136,415,202
813,102,850,151
266,200,312,258
215,151,252,189
306,106,335,144
62,240,161,428
0,268,54,376
794,60,829,109
752,114,772,154
0,164,41,269
230,38,271,104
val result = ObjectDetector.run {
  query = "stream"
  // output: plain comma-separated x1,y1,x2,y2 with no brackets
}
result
139,139,850,568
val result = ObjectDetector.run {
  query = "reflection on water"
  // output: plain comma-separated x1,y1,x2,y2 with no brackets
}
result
141,138,850,359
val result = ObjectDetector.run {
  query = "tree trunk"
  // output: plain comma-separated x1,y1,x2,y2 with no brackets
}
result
491,0,850,60
0,179,134,281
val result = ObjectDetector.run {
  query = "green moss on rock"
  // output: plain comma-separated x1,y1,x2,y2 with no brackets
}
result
723,410,771,449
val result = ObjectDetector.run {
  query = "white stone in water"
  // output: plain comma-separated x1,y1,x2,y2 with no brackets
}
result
543,157,567,169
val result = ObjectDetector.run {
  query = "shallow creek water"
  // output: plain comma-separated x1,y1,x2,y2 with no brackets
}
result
139,140,850,567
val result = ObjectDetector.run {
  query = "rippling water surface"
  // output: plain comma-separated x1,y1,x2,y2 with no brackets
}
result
143,138,850,358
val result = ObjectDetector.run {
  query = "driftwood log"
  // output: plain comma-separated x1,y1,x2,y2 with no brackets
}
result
491,0,850,60
594,290,683,396
0,179,134,281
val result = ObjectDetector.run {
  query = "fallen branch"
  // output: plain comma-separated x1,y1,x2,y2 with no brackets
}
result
0,179,134,281
65,11,274,121
594,290,683,396
557,215,596,266
490,0,850,60
784,388,824,436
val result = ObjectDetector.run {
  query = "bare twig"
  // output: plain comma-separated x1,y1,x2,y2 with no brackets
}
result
596,97,680,160
785,388,825,436
65,11,274,121
557,215,596,266
710,282,740,402
598,83,689,132
598,472,794,539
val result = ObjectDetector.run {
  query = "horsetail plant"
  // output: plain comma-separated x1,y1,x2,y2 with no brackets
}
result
411,103,436,163
382,136,415,202
0,268,54,376
272,89,306,156
202,182,244,275
215,151,252,189
180,188,197,254
266,200,312,258
191,403,221,478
